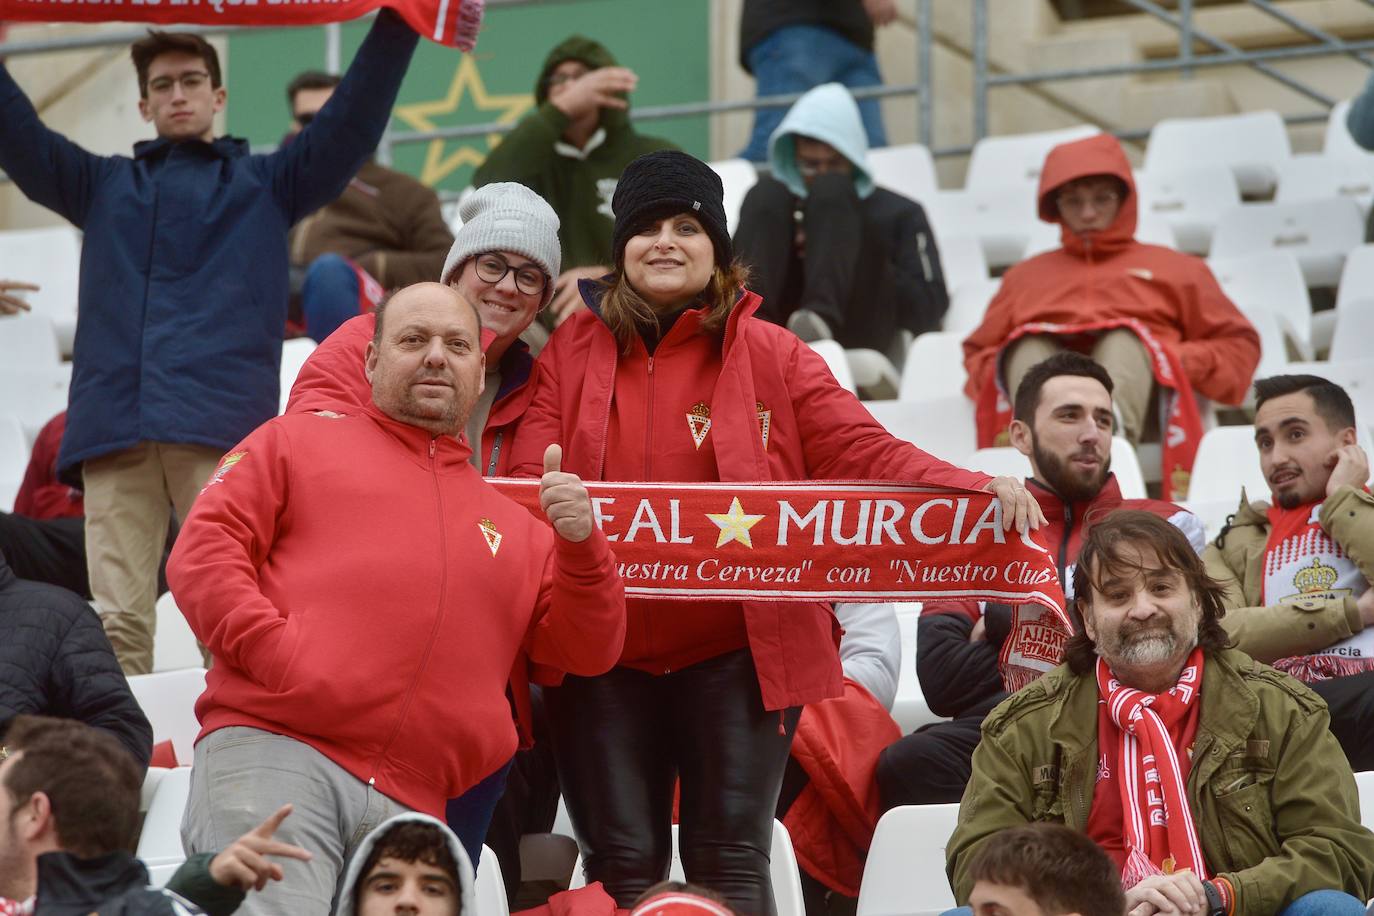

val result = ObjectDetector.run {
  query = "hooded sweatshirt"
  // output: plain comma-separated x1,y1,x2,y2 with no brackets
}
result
334,813,476,916
752,83,948,340
472,36,678,270
961,133,1261,407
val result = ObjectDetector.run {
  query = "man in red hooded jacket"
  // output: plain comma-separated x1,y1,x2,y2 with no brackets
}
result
962,133,1260,446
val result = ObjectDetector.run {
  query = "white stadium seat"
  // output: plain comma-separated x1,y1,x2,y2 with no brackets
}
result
809,340,857,394
1135,164,1241,254
868,143,939,206
965,125,1099,194
1109,437,1148,500
709,158,759,237
0,364,71,446
962,446,1031,480
864,397,976,466
1355,770,1374,829
1207,251,1312,354
899,332,967,403
892,612,940,734
0,415,30,513
1210,198,1364,288
1329,307,1374,364
1324,100,1374,161
1275,154,1374,214
0,312,63,370
1336,243,1374,311
928,187,1039,270
1188,426,1267,504
279,337,318,414
1144,111,1291,197
128,668,207,766
136,765,191,866
935,234,989,298
0,225,82,354
153,592,204,674
942,278,999,337
846,349,903,400
856,804,961,916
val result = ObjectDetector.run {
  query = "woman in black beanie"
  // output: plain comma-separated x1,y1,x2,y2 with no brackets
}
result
507,149,1040,914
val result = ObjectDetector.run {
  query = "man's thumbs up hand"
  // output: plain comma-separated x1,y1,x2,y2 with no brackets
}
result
539,443,594,542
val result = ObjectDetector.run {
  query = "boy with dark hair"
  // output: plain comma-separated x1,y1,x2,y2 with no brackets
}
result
0,5,425,677
967,824,1124,916
337,814,474,916
286,70,343,123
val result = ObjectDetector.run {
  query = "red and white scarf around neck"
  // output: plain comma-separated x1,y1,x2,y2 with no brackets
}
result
1095,648,1207,888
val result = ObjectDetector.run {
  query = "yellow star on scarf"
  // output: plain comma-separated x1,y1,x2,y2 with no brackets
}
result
705,497,765,549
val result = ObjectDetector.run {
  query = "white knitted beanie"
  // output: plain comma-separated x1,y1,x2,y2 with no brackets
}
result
440,182,562,307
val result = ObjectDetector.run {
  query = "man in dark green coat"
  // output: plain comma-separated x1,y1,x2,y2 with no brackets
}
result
473,36,677,328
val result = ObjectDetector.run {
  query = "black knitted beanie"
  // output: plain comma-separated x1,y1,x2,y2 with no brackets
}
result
611,150,732,269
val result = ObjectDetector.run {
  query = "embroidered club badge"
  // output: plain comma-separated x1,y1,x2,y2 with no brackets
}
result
687,402,712,450
479,518,502,557
756,401,771,450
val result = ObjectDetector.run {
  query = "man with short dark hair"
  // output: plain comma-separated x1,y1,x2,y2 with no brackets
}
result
170,281,625,914
877,352,1202,810
0,11,427,676
948,510,1374,916
1204,373,1374,770
0,715,307,915
284,69,455,343
967,823,1125,916
337,814,473,916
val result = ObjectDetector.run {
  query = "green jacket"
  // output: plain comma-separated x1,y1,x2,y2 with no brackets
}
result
472,36,678,271
164,853,245,916
1205,485,1374,663
946,649,1374,915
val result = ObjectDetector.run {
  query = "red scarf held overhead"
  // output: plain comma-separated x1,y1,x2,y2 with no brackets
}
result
1091,649,1207,888
974,318,1203,501
0,0,484,48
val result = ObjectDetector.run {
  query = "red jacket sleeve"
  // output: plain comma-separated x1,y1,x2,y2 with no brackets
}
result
961,281,1016,401
284,314,376,415
166,422,294,684
524,528,625,676
14,412,80,519
505,333,568,479
788,338,992,491
1175,263,1262,406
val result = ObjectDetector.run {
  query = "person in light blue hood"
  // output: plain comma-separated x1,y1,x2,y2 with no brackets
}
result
734,83,948,361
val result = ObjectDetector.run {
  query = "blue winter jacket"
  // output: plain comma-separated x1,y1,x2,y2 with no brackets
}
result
0,11,419,478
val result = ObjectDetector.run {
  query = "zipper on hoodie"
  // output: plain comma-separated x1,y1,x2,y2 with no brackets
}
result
595,348,619,478
486,430,503,476
643,354,657,663
917,232,935,283
369,435,449,787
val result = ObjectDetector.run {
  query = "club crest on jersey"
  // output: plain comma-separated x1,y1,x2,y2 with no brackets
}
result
687,402,712,450
478,518,502,557
756,401,771,450
201,451,247,494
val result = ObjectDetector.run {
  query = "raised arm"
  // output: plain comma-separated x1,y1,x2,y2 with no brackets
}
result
267,9,420,223
166,422,295,684
0,62,106,226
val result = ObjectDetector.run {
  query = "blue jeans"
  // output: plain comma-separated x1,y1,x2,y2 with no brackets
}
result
941,890,1366,916
300,253,362,343
445,757,515,867
741,23,887,162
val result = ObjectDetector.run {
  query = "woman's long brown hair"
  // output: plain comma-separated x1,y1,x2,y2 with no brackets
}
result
597,259,752,353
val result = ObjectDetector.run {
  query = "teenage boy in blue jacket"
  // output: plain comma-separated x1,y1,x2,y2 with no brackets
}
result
0,12,420,674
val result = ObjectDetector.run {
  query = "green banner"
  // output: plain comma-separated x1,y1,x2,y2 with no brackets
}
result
225,0,711,192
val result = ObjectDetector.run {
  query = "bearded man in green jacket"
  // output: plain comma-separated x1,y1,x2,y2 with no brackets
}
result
947,509,1374,916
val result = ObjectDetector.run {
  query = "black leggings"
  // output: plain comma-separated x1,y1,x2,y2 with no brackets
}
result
546,649,801,916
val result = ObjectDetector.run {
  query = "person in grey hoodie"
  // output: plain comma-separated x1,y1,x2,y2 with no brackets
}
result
336,814,476,916
733,83,947,361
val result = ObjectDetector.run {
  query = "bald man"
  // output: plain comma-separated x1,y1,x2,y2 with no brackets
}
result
167,283,626,915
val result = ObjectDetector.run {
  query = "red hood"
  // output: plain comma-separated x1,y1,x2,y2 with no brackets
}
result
1037,133,1138,258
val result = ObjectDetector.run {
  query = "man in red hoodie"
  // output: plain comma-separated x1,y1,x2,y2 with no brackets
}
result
963,133,1259,450
167,281,626,916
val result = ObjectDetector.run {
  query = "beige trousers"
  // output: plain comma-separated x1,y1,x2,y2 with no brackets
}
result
83,441,222,675
1002,328,1156,444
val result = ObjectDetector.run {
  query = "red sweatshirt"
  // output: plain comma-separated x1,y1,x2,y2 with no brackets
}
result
963,133,1260,407
166,405,625,816
508,288,992,710
14,413,82,520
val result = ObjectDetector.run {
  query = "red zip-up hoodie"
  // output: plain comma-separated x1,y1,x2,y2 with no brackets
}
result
166,405,625,817
962,133,1260,407
507,285,993,711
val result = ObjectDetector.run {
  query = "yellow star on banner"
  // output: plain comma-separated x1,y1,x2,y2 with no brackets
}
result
705,497,766,549
392,56,534,187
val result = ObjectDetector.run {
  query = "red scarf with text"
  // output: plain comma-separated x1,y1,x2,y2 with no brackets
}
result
1092,649,1206,888
0,0,484,48
974,318,1203,501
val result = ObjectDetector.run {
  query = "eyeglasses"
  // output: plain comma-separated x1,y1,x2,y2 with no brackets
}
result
474,254,548,296
1056,191,1121,212
148,71,212,95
